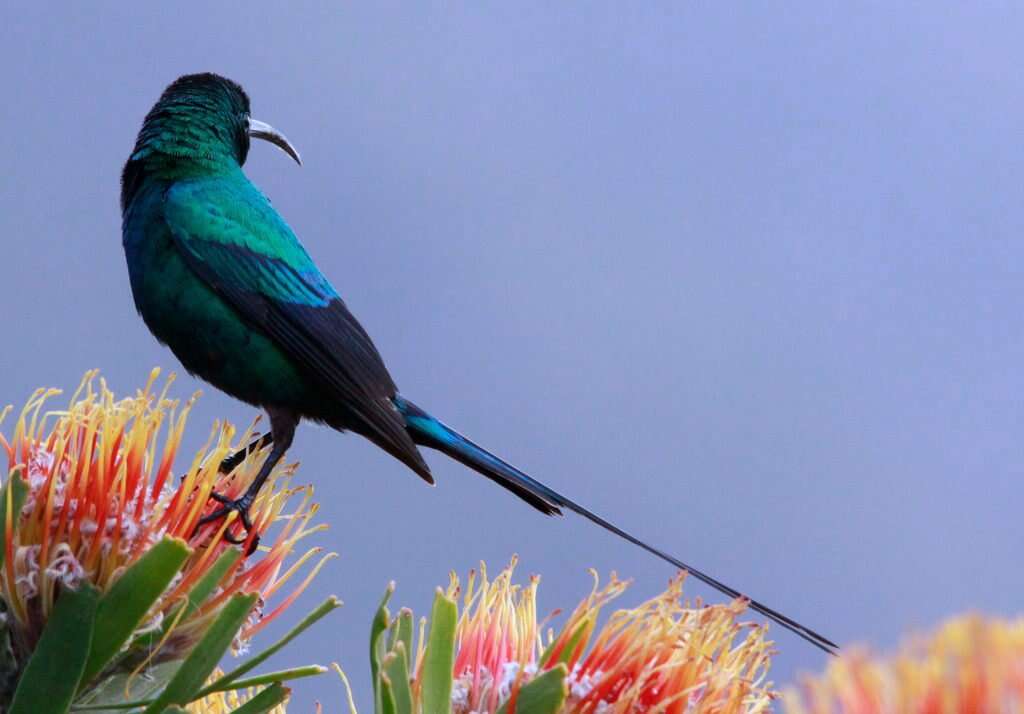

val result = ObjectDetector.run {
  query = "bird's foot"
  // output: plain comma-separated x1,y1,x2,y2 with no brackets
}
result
219,432,274,474
194,491,260,554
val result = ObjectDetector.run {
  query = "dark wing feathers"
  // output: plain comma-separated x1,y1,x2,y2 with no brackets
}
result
163,179,431,480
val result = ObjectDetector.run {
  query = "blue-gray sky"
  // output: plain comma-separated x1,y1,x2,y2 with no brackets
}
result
2,3,1022,709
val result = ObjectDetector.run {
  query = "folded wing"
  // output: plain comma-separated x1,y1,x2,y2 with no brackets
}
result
163,178,431,480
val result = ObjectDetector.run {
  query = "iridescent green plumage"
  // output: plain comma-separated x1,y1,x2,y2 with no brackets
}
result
121,73,836,654
123,74,429,482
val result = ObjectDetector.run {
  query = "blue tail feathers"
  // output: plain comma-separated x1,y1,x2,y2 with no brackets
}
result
394,395,838,656
397,396,563,516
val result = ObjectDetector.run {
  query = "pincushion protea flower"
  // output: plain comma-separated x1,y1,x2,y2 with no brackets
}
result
0,371,339,713
783,613,1024,714
366,558,776,714
446,561,545,713
539,572,774,713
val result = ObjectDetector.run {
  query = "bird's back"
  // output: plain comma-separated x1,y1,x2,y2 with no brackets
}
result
122,170,431,479
122,175,319,409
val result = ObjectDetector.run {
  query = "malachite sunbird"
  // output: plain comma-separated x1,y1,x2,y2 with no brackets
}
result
121,73,836,654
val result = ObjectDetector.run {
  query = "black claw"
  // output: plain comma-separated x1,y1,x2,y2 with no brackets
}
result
199,421,289,558
193,492,259,554
222,529,258,552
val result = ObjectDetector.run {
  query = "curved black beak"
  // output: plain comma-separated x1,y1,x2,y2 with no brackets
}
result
248,118,302,166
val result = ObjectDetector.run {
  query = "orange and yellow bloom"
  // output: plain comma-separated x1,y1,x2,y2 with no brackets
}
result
405,558,776,714
783,613,1024,714
546,575,774,713
0,370,332,668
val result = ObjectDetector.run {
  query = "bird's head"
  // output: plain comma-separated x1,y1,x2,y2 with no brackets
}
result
122,73,300,205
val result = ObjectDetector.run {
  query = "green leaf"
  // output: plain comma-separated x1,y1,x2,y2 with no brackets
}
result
132,547,243,659
379,674,397,714
371,584,394,676
390,608,414,669
167,547,241,624
226,683,289,714
70,664,314,712
70,662,181,713
10,583,100,714
420,589,457,714
381,606,413,714
142,592,258,714
185,548,242,611
212,665,326,692
196,596,341,698
496,664,568,714
371,584,394,714
383,645,413,714
81,537,191,686
0,469,28,571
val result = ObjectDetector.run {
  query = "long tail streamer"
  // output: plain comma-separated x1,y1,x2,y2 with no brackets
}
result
398,397,837,655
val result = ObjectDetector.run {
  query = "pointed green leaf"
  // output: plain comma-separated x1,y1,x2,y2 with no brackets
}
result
379,673,397,714
371,583,394,714
371,584,394,675
133,547,242,655
142,592,258,714
381,611,412,714
383,645,413,714
226,683,289,713
186,548,242,610
212,665,326,692
390,608,414,668
170,547,241,622
69,661,181,713
196,596,341,698
420,589,457,714
81,536,191,685
496,664,568,714
0,469,28,571
10,583,100,714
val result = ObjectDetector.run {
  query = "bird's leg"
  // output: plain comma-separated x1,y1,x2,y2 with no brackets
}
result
199,439,286,549
218,432,275,474
195,408,297,553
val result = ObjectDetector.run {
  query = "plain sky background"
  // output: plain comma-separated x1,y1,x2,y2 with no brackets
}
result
2,2,1022,710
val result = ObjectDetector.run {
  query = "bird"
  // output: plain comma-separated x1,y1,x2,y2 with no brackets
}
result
121,73,837,654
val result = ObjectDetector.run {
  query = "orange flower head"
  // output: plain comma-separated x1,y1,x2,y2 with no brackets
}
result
0,370,333,666
417,559,776,714
445,557,542,714
784,613,1024,714
551,574,775,714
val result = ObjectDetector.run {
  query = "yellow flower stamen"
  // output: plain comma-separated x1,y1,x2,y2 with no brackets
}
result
0,370,332,664
427,561,776,714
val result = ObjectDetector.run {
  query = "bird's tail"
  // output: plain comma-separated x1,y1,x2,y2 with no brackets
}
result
396,396,838,655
